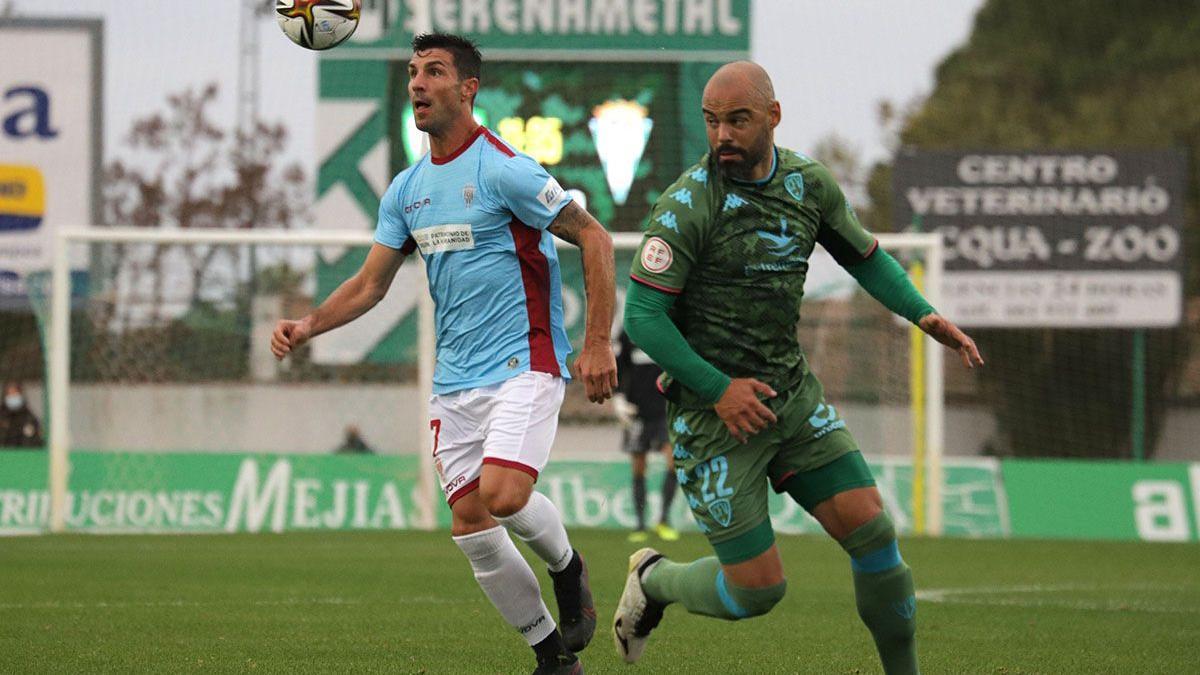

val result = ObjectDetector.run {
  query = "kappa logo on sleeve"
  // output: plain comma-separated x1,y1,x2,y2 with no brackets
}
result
641,237,673,273
537,176,568,211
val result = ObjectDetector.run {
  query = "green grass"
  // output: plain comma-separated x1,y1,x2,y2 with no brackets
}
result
2,531,1198,673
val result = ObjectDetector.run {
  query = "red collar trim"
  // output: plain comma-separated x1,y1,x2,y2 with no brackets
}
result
431,126,484,165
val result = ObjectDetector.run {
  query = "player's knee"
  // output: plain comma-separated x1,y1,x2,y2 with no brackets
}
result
840,511,902,570
479,484,530,518
449,500,494,537
724,578,788,619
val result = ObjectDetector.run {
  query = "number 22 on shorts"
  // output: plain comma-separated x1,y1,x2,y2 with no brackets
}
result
695,456,735,503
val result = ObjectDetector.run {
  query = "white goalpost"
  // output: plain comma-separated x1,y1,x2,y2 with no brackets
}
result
47,227,944,535
47,228,440,533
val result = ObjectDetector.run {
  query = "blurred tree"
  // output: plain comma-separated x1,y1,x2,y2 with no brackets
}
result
869,0,1200,458
104,84,308,315
811,133,867,208
89,84,309,382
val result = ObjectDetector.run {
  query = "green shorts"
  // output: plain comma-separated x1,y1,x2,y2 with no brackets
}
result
669,372,875,564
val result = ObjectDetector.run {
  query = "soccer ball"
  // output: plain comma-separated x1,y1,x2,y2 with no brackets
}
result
275,0,361,51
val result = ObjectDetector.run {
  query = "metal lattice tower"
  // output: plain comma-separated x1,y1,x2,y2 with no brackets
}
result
238,0,272,135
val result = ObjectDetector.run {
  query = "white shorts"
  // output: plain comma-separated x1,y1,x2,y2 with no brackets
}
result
429,371,566,506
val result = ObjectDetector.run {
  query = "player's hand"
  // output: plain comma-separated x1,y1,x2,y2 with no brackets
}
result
714,378,777,443
918,313,985,369
271,318,311,360
575,339,618,403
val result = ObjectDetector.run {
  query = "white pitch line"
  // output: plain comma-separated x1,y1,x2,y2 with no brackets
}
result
917,584,1200,615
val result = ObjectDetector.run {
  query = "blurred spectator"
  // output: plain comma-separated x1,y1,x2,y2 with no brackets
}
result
615,331,679,543
1,382,44,449
335,425,374,454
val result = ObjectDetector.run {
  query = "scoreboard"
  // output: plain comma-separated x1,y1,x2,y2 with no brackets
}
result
391,60,685,232
313,2,749,363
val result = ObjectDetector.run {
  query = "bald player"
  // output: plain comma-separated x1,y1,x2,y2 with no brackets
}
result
611,62,983,674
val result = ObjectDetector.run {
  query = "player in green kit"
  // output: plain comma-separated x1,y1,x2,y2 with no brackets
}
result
611,62,985,674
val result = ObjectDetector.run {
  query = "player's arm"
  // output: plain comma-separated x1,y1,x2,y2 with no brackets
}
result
625,186,776,442
624,283,776,442
548,201,619,403
814,165,984,368
840,250,982,366
271,243,409,360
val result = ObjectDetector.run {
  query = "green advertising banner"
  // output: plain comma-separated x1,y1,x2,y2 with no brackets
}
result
543,456,1007,538
336,0,752,61
0,451,430,535
1002,459,1200,542
0,452,1005,537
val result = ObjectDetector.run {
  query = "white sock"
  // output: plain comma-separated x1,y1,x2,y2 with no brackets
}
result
495,491,574,573
452,525,556,645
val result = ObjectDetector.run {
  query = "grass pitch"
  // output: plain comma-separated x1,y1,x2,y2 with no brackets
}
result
2,530,1197,673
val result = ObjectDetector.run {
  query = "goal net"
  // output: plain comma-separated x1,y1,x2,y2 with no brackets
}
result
35,228,949,535
39,229,436,532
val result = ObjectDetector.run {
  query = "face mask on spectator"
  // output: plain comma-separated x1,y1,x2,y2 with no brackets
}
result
4,394,23,411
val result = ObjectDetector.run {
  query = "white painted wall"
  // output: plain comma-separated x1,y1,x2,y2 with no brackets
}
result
26,384,936,454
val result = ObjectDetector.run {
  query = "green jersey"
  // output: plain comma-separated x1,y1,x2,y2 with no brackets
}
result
630,148,876,408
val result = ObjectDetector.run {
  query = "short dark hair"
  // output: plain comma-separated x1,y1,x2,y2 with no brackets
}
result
411,33,482,82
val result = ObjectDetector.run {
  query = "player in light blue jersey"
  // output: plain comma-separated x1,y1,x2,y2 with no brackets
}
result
271,33,616,675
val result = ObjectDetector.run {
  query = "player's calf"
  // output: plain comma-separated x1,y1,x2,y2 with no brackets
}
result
715,571,787,619
644,555,786,620
614,549,788,663
452,525,580,673
493,490,596,651
839,511,918,675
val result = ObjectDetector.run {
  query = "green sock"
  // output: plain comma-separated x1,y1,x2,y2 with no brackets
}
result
853,563,918,675
842,514,919,675
642,557,786,621
642,557,733,619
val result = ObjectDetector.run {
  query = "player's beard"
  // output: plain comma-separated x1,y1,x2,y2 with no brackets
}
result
714,134,773,181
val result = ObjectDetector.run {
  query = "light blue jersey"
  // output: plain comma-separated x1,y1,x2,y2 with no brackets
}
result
375,127,574,395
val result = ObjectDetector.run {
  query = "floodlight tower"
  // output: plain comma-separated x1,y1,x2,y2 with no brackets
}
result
237,0,272,136
238,0,274,375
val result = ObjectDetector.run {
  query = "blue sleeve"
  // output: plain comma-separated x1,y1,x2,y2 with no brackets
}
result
495,153,572,230
374,178,412,251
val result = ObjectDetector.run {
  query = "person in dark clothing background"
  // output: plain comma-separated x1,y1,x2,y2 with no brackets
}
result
336,425,375,454
614,331,679,543
1,382,44,449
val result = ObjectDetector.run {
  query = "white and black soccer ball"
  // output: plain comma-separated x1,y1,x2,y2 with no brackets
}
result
275,0,361,51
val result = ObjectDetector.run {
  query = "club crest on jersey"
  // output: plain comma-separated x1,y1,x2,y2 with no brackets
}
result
709,498,733,527
462,183,475,208
785,172,805,201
